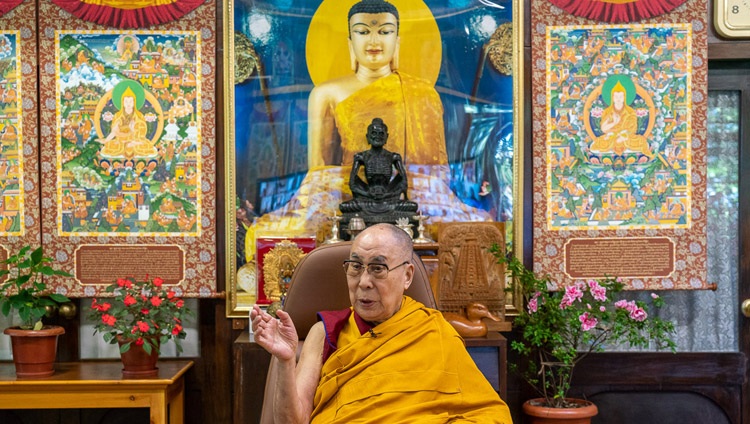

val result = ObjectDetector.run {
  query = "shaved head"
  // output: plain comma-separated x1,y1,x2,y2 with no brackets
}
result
361,223,413,259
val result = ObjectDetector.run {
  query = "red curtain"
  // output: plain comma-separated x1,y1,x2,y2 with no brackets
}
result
50,0,204,29
0,0,23,18
548,0,687,23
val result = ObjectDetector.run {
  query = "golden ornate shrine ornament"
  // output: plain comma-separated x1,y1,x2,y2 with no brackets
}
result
262,240,308,302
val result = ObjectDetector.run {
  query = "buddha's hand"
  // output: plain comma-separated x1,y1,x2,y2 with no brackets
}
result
251,305,298,361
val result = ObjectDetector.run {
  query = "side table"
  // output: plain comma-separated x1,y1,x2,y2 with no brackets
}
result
0,360,193,424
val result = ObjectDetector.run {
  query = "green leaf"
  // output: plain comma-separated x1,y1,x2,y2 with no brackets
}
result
49,293,70,303
30,247,43,265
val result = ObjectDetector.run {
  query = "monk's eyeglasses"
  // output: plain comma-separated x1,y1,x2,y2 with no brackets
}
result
343,260,410,279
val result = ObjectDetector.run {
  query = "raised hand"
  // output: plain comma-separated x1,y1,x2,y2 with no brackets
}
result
251,305,298,362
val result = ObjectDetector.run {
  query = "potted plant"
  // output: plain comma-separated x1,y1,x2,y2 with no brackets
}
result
493,246,676,423
0,245,72,378
89,276,192,377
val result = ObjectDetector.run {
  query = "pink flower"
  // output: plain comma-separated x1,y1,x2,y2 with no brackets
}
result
528,292,542,313
600,306,606,312
560,285,584,309
651,293,660,299
615,299,633,310
588,280,607,301
124,294,137,306
579,312,598,331
630,307,648,322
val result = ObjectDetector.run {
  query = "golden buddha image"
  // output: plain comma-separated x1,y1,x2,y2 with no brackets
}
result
94,79,162,161
585,75,656,164
307,0,446,168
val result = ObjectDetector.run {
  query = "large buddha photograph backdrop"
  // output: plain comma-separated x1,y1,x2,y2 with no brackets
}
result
227,0,518,310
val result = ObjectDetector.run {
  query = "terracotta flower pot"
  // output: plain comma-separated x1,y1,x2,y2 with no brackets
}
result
117,336,159,378
523,398,598,424
3,325,65,378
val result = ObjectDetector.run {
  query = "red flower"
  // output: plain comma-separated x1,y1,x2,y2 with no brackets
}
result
117,278,129,287
153,277,164,287
124,294,137,306
172,324,183,335
102,314,116,326
150,296,162,307
135,337,144,346
167,290,176,299
141,308,150,315
176,300,184,308
91,299,111,312
137,321,150,332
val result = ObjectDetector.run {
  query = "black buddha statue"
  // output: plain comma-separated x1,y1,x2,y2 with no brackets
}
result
339,118,418,233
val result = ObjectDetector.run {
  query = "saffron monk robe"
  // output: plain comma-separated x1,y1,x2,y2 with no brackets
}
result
252,223,513,424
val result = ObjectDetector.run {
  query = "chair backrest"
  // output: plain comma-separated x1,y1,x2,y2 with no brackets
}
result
282,241,437,340
258,241,436,423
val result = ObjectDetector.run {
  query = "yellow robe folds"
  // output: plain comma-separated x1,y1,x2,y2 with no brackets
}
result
311,297,512,424
335,72,448,166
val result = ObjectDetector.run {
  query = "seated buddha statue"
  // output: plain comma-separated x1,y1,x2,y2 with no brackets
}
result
340,118,418,223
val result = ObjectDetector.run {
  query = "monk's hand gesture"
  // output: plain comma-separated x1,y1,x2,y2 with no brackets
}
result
251,305,298,362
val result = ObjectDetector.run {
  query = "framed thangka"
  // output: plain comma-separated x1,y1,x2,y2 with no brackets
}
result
38,1,218,297
0,0,41,259
531,16,709,287
225,0,525,317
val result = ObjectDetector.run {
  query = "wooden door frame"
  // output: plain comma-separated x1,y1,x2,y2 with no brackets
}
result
708,62,750,424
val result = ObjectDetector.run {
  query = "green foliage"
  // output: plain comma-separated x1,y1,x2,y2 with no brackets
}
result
492,245,676,408
0,246,72,330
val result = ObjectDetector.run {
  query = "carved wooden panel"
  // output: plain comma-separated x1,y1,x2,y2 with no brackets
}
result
437,222,507,327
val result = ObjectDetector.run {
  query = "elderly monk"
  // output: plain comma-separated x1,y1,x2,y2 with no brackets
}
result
251,223,513,423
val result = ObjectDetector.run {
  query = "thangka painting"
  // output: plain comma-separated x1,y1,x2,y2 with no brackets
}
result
0,31,23,237
38,1,217,298
225,0,523,316
0,0,40,259
531,0,709,291
546,24,691,230
55,30,201,237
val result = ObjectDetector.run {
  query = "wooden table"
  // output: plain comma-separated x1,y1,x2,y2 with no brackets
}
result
0,360,193,424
